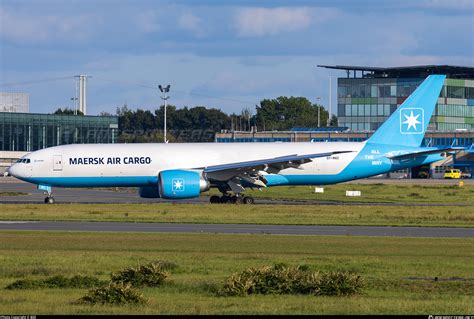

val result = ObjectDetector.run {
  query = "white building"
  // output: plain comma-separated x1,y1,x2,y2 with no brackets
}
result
0,93,29,113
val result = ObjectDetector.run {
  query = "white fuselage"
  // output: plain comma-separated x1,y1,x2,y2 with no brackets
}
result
10,142,364,187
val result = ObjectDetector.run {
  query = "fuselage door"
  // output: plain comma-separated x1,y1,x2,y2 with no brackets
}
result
53,155,63,171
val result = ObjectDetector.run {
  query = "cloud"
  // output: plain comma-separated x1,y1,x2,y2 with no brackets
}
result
370,55,443,67
135,11,160,33
0,8,102,45
234,7,312,37
419,0,473,10
177,12,205,37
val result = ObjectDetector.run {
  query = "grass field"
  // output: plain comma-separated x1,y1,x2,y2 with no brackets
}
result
0,231,472,315
209,183,474,204
101,183,474,204
0,192,28,197
0,202,473,227
1,183,473,228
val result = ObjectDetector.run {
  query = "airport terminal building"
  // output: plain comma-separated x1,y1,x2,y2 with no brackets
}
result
0,100,118,173
216,65,474,178
319,65,474,132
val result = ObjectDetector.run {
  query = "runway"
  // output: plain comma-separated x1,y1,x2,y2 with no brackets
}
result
1,179,474,206
0,220,472,238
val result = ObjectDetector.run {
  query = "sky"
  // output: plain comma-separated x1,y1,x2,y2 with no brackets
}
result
0,0,473,116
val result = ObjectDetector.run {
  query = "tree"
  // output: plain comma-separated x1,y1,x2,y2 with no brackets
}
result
130,109,155,132
114,98,329,142
154,105,229,142
255,96,328,131
53,107,83,116
329,114,338,127
116,104,134,131
241,107,254,131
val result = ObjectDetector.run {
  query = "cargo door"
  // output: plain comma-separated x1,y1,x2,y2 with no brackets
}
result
53,155,63,171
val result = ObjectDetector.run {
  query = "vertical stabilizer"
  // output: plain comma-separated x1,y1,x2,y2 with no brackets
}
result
367,75,445,146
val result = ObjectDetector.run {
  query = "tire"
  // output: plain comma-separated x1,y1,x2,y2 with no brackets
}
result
210,195,221,204
243,196,254,205
233,196,243,205
45,197,55,204
221,195,231,204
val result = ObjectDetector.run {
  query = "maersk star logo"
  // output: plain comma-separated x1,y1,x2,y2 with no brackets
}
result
172,178,185,192
400,108,424,134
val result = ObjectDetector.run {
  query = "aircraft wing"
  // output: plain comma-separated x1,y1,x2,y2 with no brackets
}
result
385,147,464,161
201,150,353,192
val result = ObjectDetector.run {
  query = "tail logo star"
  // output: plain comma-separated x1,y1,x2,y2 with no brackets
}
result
400,108,424,134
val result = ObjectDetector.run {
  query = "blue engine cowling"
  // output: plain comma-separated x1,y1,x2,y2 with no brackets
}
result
158,169,209,199
138,186,161,198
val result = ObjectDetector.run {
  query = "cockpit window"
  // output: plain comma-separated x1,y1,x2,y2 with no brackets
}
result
26,159,30,163
16,158,30,163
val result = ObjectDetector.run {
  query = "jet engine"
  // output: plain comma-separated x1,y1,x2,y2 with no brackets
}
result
138,186,160,198
138,170,209,199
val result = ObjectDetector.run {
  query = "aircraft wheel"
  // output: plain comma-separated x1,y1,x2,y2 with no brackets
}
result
45,197,55,204
233,196,243,205
220,195,232,204
243,196,254,205
210,195,221,204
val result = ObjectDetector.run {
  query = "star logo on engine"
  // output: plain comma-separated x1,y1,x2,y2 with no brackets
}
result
400,108,424,134
172,178,185,191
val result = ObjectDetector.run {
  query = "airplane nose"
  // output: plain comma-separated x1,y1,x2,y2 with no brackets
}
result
7,164,19,178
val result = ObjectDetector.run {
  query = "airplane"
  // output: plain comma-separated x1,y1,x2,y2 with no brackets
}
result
8,74,459,204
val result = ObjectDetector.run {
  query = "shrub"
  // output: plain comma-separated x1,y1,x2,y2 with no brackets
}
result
6,279,43,290
6,275,107,290
152,260,178,271
79,283,148,305
317,271,365,296
111,262,168,287
219,264,364,297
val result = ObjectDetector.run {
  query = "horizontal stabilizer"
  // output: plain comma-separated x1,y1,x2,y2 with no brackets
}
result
385,147,464,160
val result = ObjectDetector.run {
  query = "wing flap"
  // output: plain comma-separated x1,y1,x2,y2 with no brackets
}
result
203,150,353,174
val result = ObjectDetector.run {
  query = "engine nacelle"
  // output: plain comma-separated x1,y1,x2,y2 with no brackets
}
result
158,169,209,199
138,186,160,198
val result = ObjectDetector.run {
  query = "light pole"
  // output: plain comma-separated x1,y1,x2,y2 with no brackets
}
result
158,84,170,143
328,76,336,126
316,96,321,127
70,97,78,115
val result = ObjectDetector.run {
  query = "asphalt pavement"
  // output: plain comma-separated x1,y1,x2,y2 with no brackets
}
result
1,178,473,206
0,220,472,238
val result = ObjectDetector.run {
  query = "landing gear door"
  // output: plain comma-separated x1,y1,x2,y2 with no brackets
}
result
53,155,63,171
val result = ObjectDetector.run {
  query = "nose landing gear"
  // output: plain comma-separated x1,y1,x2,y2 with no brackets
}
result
38,184,55,204
44,196,55,204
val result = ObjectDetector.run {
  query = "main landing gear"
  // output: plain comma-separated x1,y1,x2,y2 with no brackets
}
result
210,194,255,205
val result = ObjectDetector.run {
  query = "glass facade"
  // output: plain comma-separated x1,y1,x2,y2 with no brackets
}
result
337,78,474,131
215,131,474,148
0,112,118,152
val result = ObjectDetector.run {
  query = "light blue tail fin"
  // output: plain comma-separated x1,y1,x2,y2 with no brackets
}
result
368,74,446,147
